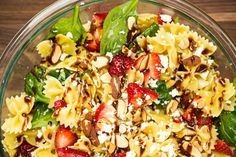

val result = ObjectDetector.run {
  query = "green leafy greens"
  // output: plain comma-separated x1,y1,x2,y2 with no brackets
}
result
141,22,159,37
218,77,236,147
47,68,72,83
100,0,138,55
150,80,172,108
48,5,86,43
31,102,57,129
24,66,49,104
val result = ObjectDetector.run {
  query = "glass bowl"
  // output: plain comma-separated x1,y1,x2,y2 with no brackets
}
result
0,0,235,156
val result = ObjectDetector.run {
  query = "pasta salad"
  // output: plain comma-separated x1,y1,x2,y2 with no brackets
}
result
2,0,236,157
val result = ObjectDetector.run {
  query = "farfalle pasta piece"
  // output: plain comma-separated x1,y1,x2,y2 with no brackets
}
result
56,103,80,128
141,139,160,157
2,93,34,133
43,76,64,108
32,147,57,157
137,13,157,32
197,36,217,56
56,34,77,56
163,23,190,35
71,135,92,153
146,36,167,53
48,56,78,71
155,28,175,46
36,40,53,58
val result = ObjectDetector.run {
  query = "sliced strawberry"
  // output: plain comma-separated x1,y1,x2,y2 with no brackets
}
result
84,40,99,52
214,140,233,156
18,141,37,157
182,107,193,122
196,115,212,128
123,57,134,70
110,152,126,157
92,13,108,27
143,87,158,106
148,53,161,80
173,116,182,123
57,147,90,157
157,14,163,25
127,83,157,108
134,55,148,70
143,70,151,85
95,103,116,124
54,100,67,111
55,126,78,149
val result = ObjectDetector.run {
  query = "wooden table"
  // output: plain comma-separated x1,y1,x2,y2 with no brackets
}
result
0,0,236,54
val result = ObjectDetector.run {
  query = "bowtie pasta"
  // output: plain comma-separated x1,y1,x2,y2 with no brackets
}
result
2,1,236,157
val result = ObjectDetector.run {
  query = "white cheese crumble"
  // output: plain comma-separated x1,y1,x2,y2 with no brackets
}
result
161,144,176,157
195,47,204,56
148,79,158,88
160,14,172,23
122,92,128,99
60,53,68,61
66,32,73,39
141,122,149,130
82,109,89,114
169,88,179,97
126,151,136,157
170,109,180,117
106,52,113,61
208,59,214,65
37,130,43,138
150,144,158,154
72,80,78,87
98,133,108,144
157,130,171,142
147,44,154,52
101,123,113,133
119,30,126,35
136,98,143,106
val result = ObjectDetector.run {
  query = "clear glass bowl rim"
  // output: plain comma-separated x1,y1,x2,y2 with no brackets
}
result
0,0,236,156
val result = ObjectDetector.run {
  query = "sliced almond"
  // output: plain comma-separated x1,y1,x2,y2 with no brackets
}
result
111,76,121,99
116,134,128,148
128,16,136,30
91,56,109,69
81,120,92,137
51,43,62,64
119,124,127,134
166,100,178,114
136,55,149,71
117,100,127,119
100,72,112,83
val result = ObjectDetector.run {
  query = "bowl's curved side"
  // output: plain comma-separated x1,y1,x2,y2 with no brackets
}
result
0,0,236,156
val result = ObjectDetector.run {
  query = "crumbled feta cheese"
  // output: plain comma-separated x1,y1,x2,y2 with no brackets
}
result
148,44,154,52
37,130,43,138
66,32,73,39
106,52,113,61
141,122,149,130
195,47,204,56
136,98,143,106
98,133,108,144
192,101,198,108
170,109,180,117
60,53,68,61
225,100,231,104
101,123,113,133
126,151,136,157
82,109,89,114
208,59,214,65
169,88,179,97
120,30,126,34
161,144,176,157
157,130,171,142
145,94,151,100
72,80,78,87
134,140,139,146
199,71,209,80
122,93,128,99
148,79,158,88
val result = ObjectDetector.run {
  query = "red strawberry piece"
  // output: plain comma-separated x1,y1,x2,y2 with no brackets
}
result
157,14,163,25
54,100,67,111
18,141,37,157
84,39,99,52
214,140,233,156
110,152,126,157
173,116,182,123
143,87,158,106
148,53,161,80
196,115,212,128
92,13,108,27
57,147,90,157
123,57,134,70
134,55,147,70
182,107,193,122
127,83,144,108
55,126,78,149
108,54,133,77
94,103,116,124
143,70,151,85
93,27,102,45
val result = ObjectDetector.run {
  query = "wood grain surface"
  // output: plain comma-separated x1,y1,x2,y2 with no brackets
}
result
0,0,236,54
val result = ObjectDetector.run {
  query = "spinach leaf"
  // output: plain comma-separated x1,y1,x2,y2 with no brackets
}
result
219,77,236,147
150,80,172,108
25,66,49,104
141,22,159,37
47,68,72,83
48,5,86,43
31,102,57,129
174,16,179,24
100,0,138,55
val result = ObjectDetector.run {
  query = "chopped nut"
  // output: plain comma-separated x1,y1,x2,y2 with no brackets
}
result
128,16,136,30
81,120,92,137
119,124,127,134
117,100,127,119
51,43,62,64
182,55,201,67
166,100,178,114
178,38,189,50
116,134,128,148
100,72,112,83
111,76,121,99
91,56,109,69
